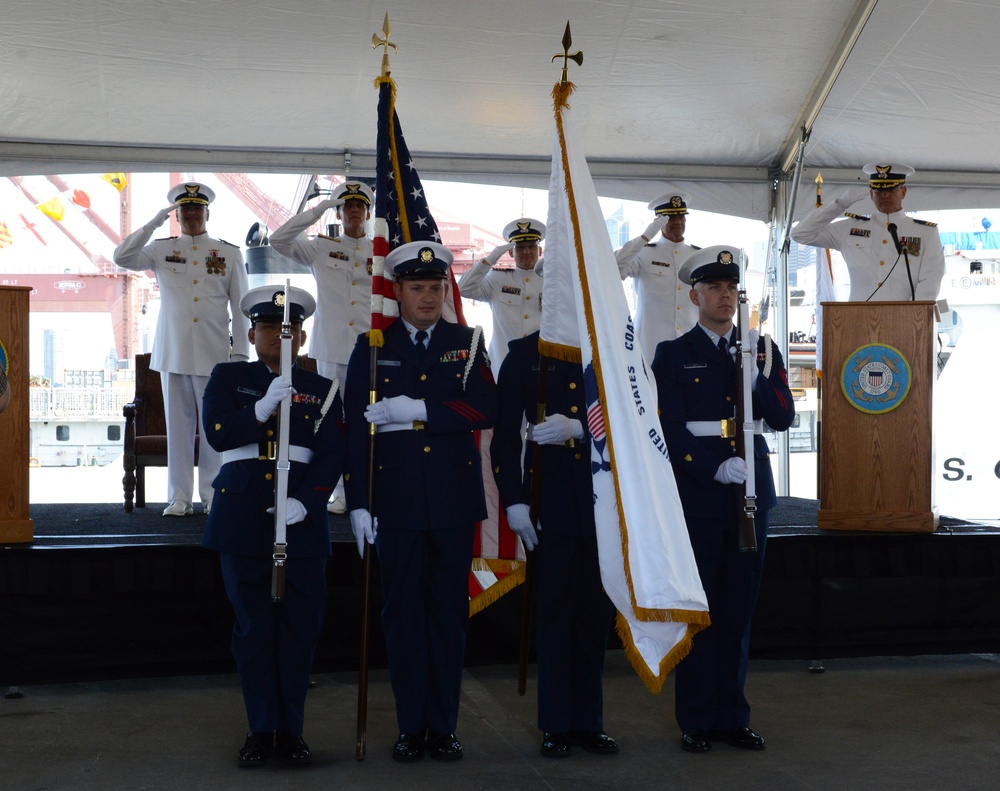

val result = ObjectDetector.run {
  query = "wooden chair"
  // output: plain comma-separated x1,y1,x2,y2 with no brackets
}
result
122,354,199,512
122,353,318,512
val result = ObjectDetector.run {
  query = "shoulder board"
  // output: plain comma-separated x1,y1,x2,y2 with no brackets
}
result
154,236,179,242
844,213,870,221
689,244,701,250
217,239,239,247
318,234,342,242
913,218,937,227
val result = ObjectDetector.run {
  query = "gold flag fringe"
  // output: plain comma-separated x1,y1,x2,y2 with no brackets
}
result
468,560,526,617
615,612,701,694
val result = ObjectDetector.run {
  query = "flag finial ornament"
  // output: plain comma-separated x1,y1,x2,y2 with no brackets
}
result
551,21,583,88
372,12,397,78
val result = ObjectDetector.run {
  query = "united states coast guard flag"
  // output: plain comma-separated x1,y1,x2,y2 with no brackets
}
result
373,74,524,615
544,81,709,692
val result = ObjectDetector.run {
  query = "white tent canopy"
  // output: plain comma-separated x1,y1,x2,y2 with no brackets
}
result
2,0,1000,220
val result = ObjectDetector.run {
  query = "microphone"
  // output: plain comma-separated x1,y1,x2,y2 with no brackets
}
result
887,222,902,254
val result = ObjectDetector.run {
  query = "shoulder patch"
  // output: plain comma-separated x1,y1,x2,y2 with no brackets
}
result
913,218,937,227
318,234,342,242
844,212,870,221
154,236,179,242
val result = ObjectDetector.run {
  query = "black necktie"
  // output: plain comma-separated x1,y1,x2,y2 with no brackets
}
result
414,329,428,357
718,336,730,358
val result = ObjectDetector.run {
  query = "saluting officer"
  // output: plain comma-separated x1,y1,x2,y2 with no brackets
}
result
650,246,794,755
615,190,700,361
270,181,375,514
202,285,345,768
791,163,945,301
457,217,544,374
491,331,619,759
345,241,497,764
114,182,249,516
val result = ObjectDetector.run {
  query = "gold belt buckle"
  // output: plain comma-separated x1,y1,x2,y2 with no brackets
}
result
413,420,425,431
720,418,736,438
266,441,277,460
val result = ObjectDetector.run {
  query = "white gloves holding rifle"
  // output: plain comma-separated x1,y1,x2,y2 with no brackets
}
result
506,503,538,551
350,509,378,558
483,243,513,266
715,456,748,485
266,498,307,525
528,414,584,445
365,395,427,425
642,214,669,242
255,376,295,423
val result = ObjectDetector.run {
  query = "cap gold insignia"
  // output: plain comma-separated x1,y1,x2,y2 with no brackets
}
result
876,165,892,178
671,195,684,208
273,292,286,307
345,183,362,195
719,251,734,265
185,184,201,198
517,221,531,234
419,247,434,263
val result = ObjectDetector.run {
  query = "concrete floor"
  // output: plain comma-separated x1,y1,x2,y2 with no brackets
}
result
2,651,999,791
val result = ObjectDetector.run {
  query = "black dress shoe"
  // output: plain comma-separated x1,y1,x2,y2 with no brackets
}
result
714,726,766,750
237,732,272,768
392,732,426,763
680,730,711,753
541,732,572,758
569,731,619,755
275,734,312,765
427,732,463,762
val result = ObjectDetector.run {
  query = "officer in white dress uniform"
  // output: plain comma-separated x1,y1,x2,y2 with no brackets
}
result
615,191,701,362
457,218,544,375
790,163,945,302
269,181,375,513
114,182,249,516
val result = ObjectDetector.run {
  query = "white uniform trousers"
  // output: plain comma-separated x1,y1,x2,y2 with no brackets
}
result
160,371,220,506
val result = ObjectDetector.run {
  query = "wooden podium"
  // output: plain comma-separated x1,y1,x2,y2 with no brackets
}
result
0,286,34,543
818,301,935,533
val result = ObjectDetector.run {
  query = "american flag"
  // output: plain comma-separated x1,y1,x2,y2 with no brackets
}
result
375,76,465,325
373,75,522,615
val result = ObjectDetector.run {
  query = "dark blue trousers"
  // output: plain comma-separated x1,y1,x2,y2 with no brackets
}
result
220,554,327,736
535,530,615,734
376,524,475,734
674,511,768,732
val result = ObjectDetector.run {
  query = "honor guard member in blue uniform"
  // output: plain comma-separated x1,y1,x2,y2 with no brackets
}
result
491,331,619,759
202,285,345,768
650,246,794,754
114,182,250,516
345,241,497,764
457,218,544,375
791,163,945,301
270,181,376,514
615,191,700,360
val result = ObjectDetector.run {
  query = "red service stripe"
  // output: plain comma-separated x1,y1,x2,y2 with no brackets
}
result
444,400,485,422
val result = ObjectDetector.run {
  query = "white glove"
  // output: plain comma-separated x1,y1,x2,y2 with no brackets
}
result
266,497,307,525
836,186,870,209
317,197,342,212
349,509,378,558
528,413,585,445
714,456,748,485
254,376,294,422
148,204,177,229
642,215,669,241
365,395,428,425
506,503,538,551
484,243,514,266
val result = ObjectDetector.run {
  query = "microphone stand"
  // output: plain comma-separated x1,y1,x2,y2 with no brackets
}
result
887,222,916,300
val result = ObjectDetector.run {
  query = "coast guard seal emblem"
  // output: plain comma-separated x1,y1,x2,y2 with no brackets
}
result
840,343,911,415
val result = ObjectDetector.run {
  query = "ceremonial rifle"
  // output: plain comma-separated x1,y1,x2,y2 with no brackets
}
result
271,278,293,601
734,288,758,553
